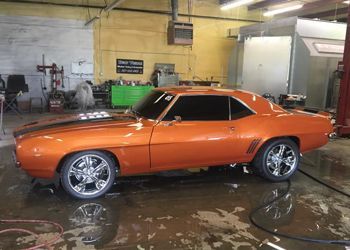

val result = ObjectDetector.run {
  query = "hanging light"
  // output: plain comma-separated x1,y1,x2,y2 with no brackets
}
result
263,4,304,17
220,0,254,10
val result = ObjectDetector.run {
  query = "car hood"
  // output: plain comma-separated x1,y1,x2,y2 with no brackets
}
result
14,111,138,138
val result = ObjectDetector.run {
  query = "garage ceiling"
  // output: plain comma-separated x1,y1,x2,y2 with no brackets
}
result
228,0,349,21
0,0,349,22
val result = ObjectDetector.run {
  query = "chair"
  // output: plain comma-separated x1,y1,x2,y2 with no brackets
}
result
4,75,29,117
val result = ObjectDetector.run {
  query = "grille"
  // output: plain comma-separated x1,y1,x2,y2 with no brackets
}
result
175,28,193,40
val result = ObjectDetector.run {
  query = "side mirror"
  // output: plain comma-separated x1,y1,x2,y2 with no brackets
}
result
164,116,182,126
174,116,182,123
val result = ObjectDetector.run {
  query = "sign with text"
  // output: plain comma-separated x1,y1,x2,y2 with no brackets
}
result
116,59,144,74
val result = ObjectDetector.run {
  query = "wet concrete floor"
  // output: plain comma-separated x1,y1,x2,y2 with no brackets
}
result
1,113,350,249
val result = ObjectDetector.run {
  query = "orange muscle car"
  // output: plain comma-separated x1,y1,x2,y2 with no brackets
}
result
13,87,333,199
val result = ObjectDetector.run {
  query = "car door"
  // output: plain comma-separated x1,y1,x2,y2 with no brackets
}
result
150,95,245,170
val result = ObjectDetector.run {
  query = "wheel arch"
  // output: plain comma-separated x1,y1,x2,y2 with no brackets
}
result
257,135,300,154
56,149,120,174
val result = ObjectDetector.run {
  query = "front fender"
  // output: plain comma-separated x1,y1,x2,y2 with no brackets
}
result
16,125,153,179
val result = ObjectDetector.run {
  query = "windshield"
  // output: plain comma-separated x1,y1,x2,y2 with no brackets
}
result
132,90,175,119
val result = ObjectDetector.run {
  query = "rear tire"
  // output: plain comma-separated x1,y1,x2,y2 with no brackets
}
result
252,138,299,182
60,151,116,199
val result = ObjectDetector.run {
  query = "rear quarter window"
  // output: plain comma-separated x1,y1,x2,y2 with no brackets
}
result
230,97,254,120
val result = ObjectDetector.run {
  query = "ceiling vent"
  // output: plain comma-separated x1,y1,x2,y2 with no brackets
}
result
167,21,193,45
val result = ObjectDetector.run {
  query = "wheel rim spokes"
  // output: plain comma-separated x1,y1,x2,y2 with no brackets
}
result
93,162,108,174
68,154,111,195
96,180,107,190
83,156,92,168
74,177,89,193
266,144,297,177
70,166,86,176
277,145,286,157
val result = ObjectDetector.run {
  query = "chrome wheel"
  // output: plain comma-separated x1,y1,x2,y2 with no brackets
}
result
263,190,293,220
70,203,107,243
266,144,297,177
68,154,111,196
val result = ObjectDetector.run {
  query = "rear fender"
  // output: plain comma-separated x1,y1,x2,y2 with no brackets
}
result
253,114,332,154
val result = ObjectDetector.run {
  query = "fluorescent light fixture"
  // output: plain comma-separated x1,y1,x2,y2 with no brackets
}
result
104,0,126,12
220,0,254,10
343,0,350,4
263,4,303,16
84,15,100,26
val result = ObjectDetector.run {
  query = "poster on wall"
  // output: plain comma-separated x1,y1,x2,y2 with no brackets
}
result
116,59,144,74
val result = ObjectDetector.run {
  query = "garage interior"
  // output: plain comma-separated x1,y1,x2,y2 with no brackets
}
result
1,0,350,249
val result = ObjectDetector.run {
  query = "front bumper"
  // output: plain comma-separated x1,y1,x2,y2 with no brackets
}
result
328,132,337,139
12,150,20,168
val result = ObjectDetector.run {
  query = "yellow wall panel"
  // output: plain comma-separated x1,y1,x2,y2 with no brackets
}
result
0,0,262,85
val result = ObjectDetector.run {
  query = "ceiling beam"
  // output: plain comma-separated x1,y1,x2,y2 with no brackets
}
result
292,0,345,16
248,0,287,11
247,0,346,19
0,0,262,23
303,0,344,9
337,17,348,22
268,0,347,18
303,7,348,19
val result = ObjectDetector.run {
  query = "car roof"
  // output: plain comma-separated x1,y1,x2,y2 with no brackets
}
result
157,86,240,95
156,86,286,115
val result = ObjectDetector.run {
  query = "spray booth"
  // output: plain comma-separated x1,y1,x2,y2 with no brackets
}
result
228,17,346,109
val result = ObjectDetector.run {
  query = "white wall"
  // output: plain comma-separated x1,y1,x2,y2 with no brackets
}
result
0,15,93,102
241,36,292,100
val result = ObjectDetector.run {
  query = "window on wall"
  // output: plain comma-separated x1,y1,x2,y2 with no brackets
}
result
163,95,229,121
230,97,254,120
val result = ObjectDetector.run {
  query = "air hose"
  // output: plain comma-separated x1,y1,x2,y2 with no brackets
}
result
300,159,350,197
249,159,350,246
0,219,64,250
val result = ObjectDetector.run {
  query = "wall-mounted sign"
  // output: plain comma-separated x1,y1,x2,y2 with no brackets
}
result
117,59,144,74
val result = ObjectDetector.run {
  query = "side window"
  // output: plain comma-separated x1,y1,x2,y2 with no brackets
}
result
230,97,254,120
163,95,229,121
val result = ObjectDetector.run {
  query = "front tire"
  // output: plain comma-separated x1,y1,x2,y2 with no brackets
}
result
61,151,116,199
252,139,300,182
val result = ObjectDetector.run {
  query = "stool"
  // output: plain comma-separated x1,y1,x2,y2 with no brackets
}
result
30,97,44,113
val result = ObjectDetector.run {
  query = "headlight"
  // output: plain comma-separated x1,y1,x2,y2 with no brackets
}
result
328,132,337,139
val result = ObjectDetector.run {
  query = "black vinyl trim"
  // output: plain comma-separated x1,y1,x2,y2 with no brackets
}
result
13,116,134,138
